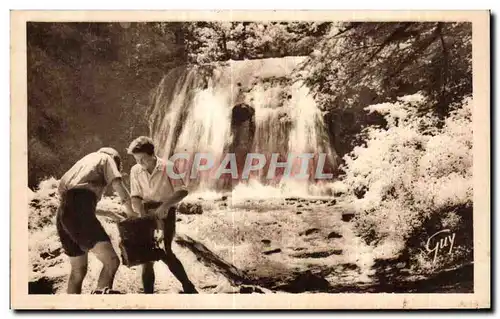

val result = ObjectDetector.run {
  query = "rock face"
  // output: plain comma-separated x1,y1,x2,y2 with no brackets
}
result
231,103,255,127
148,57,339,192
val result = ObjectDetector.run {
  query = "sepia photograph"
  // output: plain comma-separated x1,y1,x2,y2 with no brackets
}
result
10,10,490,309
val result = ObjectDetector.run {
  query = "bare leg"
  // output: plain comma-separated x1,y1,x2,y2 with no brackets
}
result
90,241,120,290
67,254,88,294
160,209,198,293
141,262,155,293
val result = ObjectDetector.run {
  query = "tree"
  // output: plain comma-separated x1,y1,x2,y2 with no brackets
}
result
300,22,472,115
297,22,472,157
181,21,332,64
27,22,186,187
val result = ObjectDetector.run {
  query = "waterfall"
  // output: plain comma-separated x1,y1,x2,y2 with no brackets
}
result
148,57,338,194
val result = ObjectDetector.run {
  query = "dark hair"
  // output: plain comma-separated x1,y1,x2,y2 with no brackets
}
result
127,136,155,156
97,147,122,171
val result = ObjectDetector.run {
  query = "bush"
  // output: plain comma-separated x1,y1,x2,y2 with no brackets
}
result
29,177,60,230
341,94,473,269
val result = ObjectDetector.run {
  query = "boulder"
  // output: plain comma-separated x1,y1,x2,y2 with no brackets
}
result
327,231,342,239
262,248,281,255
299,228,320,236
177,203,203,215
341,212,355,222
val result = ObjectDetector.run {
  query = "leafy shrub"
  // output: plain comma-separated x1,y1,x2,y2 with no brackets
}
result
29,177,60,230
341,94,473,269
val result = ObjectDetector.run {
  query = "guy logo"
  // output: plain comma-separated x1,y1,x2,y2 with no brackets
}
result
425,229,456,264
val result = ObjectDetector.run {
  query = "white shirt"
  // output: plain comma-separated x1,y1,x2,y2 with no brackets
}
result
58,151,122,199
129,157,184,203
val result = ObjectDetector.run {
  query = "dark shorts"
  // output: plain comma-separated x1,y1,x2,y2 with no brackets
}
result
56,189,110,257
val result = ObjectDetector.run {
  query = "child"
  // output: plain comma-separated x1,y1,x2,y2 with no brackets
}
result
56,147,137,294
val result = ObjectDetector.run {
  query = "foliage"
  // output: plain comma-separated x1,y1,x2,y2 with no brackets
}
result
28,178,60,230
298,22,472,158
182,22,331,64
340,94,473,268
27,22,186,187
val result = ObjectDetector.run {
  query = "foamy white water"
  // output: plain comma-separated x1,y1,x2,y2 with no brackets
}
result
148,57,339,194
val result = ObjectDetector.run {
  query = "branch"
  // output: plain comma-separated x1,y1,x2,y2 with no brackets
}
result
331,22,362,39
388,23,442,79
340,44,387,57
365,23,412,63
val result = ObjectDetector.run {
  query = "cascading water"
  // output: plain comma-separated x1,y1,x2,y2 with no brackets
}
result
148,57,339,195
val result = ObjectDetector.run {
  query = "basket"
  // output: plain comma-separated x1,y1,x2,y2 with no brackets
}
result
117,216,164,267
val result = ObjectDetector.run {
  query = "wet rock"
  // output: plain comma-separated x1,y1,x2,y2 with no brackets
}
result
239,285,264,294
333,190,345,197
327,231,342,239
264,221,278,226
291,249,343,258
38,253,50,260
216,196,228,202
341,263,359,271
178,203,203,215
279,271,330,293
200,284,218,289
396,262,407,269
39,247,61,260
341,212,355,222
354,186,367,199
29,277,57,294
262,248,281,255
299,228,320,236
30,198,41,209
